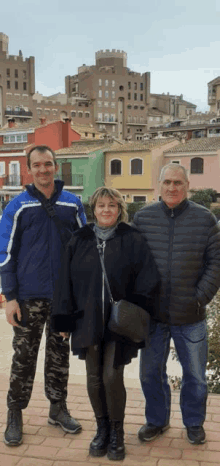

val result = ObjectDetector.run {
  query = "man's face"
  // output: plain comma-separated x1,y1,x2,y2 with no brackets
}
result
160,167,189,209
27,150,58,190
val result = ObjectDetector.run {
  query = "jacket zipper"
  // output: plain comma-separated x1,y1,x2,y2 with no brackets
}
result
99,240,106,334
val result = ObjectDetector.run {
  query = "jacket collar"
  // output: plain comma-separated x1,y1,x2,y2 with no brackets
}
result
25,179,64,203
75,222,133,239
161,198,189,218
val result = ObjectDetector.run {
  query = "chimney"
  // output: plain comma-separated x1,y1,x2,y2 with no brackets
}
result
62,118,72,147
40,117,46,125
8,118,15,128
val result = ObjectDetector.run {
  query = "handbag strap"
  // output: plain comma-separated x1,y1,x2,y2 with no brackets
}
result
96,238,114,303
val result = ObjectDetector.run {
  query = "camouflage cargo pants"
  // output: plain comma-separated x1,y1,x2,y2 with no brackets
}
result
7,299,70,410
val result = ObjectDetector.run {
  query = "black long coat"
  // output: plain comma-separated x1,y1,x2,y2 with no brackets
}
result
51,222,160,367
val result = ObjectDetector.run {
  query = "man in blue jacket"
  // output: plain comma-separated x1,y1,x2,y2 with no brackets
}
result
133,163,220,445
0,145,86,446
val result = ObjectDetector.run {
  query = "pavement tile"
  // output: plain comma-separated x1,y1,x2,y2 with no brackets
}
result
17,459,53,466
0,454,21,466
150,446,182,459
24,445,59,459
55,448,89,461
158,460,199,466
183,449,220,462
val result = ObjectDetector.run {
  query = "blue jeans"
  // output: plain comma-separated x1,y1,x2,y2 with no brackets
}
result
140,319,208,427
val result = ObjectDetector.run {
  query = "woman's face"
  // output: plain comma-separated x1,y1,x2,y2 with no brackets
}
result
94,195,120,227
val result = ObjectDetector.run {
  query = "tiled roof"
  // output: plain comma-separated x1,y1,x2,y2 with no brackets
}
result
0,120,59,134
55,143,110,155
71,123,100,135
165,137,220,154
0,143,30,152
103,138,178,153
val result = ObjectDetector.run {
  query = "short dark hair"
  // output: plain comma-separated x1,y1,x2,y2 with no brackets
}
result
27,145,57,169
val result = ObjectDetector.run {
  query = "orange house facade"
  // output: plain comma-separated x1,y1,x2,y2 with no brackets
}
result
0,118,81,207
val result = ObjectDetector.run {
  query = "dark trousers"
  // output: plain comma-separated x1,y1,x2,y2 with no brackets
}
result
7,299,70,410
85,340,126,422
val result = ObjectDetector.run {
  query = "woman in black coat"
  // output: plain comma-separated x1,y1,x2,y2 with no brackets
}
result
51,187,160,461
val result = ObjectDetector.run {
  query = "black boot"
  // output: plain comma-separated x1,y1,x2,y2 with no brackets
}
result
89,416,110,457
48,400,82,434
107,420,125,461
4,409,23,446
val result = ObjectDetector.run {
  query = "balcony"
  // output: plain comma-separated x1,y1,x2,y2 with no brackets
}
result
56,174,84,188
3,175,22,187
5,109,33,118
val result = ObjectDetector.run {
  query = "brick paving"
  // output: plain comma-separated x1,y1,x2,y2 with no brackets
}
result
1,373,220,466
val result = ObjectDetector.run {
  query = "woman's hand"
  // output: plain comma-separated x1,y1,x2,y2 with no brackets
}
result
60,332,70,339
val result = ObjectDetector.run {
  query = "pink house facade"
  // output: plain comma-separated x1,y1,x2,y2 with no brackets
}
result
163,137,220,195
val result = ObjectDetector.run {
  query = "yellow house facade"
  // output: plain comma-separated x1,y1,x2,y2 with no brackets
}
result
104,139,179,203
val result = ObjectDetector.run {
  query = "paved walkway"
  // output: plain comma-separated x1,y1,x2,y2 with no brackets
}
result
1,372,220,466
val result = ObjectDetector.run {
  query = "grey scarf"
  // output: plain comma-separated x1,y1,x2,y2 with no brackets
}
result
93,223,118,241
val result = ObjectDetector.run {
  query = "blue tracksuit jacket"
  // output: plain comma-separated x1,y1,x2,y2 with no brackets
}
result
0,180,86,302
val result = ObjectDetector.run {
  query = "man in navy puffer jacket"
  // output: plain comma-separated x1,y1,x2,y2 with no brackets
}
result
133,163,220,445
0,145,86,446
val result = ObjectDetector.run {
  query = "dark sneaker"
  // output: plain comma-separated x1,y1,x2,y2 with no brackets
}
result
4,409,23,446
186,426,206,444
48,401,82,434
138,423,170,442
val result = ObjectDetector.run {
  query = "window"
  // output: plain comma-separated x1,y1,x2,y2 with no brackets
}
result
6,68,10,77
97,101,102,107
71,110,76,117
99,90,102,98
104,101,109,107
104,113,109,122
23,70,27,79
15,81,18,90
85,112,90,118
23,82,27,91
98,113,102,121
112,80,115,87
134,93,137,101
171,160,180,164
134,105,138,109
7,81,10,89
140,94,143,101
131,158,143,175
140,83,143,90
37,108,42,115
112,126,116,133
105,90,109,98
93,133,95,138
3,133,28,143
53,109,58,115
191,157,203,174
133,196,146,202
85,132,88,137
140,106,145,110
127,105,132,109
45,109,50,115
99,79,102,86
111,159,121,175
128,82,131,89
105,79,108,87
15,69,18,78
128,92,131,100
112,91,115,99
78,111,83,118
119,85,124,91
110,114,115,122
111,102,115,108
134,82,137,90
0,162,5,176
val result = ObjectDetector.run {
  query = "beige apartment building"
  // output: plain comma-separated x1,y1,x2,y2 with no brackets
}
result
0,32,35,127
65,49,151,141
208,77,220,114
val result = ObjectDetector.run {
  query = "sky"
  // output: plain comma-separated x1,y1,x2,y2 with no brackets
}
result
1,0,220,112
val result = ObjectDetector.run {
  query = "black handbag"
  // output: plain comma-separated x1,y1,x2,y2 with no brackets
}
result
96,239,150,343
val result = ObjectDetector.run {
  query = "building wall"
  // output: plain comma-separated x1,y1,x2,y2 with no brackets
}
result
57,149,104,202
34,120,80,150
0,153,32,188
104,150,154,201
164,152,220,192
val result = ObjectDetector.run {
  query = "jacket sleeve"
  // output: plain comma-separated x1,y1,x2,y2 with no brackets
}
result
196,219,220,306
51,240,78,332
0,200,21,301
76,199,87,228
130,235,161,315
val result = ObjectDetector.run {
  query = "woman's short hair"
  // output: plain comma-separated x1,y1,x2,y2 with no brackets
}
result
89,186,128,223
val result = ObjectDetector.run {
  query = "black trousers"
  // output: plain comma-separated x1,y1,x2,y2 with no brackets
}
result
7,299,70,410
85,340,126,422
